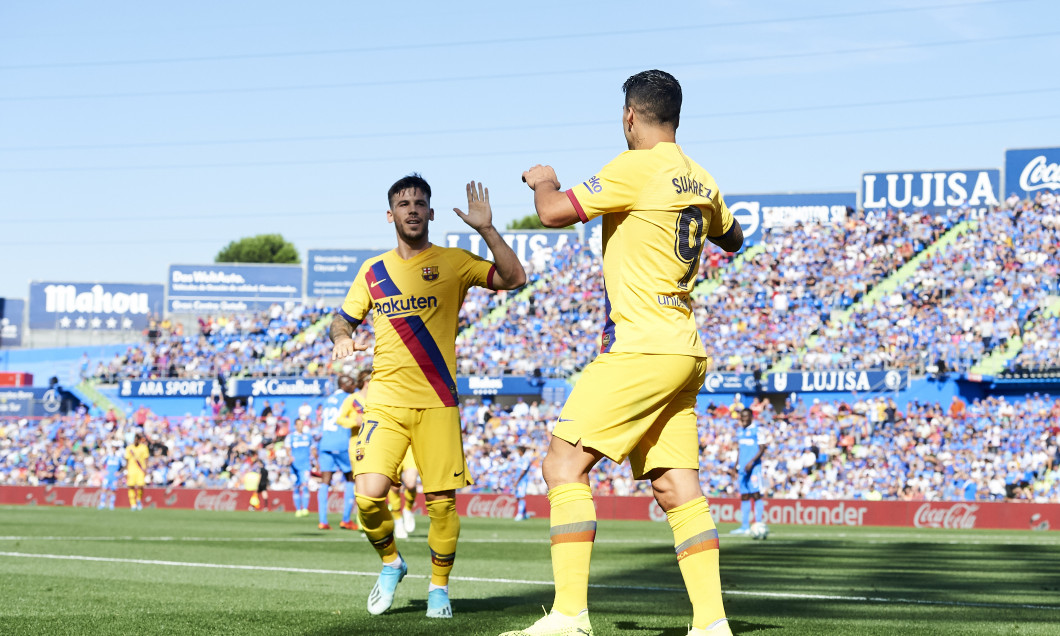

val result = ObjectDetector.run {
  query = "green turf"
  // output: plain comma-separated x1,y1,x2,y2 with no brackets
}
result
1,506,1058,635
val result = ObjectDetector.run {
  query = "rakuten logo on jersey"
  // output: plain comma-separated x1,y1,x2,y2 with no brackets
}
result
194,490,239,511
913,503,978,529
465,495,517,518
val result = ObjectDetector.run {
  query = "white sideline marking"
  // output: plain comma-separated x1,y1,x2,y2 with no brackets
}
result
0,532,1058,545
0,550,1057,612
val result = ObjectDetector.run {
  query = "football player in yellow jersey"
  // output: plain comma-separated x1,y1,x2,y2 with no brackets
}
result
330,174,526,619
505,70,745,636
124,433,149,511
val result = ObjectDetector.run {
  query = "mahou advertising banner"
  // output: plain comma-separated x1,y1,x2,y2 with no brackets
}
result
3,487,1056,531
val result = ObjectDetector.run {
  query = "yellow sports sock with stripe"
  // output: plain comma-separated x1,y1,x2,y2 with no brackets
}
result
426,498,460,586
356,494,398,563
548,482,596,617
127,489,136,508
667,496,729,632
404,487,416,511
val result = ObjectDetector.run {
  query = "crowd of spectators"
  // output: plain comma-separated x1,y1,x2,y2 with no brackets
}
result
13,196,1060,515
87,200,1058,384
1010,315,1060,372
699,209,954,374
802,200,1060,374
89,303,353,383
2,392,1057,505
455,241,605,377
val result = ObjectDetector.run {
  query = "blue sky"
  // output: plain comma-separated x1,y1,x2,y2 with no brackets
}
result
1,0,1057,300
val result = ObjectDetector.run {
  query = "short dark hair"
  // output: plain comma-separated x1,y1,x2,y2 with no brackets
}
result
622,69,682,129
388,173,431,208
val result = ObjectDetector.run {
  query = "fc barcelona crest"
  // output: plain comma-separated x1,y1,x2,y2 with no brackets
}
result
422,266,439,281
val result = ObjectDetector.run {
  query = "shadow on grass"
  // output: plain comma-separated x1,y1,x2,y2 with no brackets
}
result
591,533,1060,630
613,618,782,635
385,592,555,616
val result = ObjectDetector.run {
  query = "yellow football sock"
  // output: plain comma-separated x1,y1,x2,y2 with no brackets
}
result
388,489,403,513
667,497,728,631
426,497,460,586
548,482,596,617
403,487,416,511
356,494,398,563
127,489,136,508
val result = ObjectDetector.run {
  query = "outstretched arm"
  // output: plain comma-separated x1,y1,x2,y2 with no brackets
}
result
454,181,527,290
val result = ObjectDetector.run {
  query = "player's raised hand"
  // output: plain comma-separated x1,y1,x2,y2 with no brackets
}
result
521,164,561,191
454,180,493,231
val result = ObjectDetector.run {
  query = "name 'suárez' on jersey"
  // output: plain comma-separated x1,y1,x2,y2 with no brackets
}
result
672,176,712,198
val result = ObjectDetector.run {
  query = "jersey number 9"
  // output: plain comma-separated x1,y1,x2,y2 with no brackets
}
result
674,206,705,290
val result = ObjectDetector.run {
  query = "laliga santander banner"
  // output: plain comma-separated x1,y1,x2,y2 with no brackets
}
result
4,487,1057,531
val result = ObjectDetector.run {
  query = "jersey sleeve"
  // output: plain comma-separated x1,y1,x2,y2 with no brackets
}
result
339,261,375,323
452,248,497,290
565,151,647,223
707,192,736,238
337,394,360,430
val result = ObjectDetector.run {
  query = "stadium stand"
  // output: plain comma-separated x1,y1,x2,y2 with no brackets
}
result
800,201,1060,375
5,196,1060,507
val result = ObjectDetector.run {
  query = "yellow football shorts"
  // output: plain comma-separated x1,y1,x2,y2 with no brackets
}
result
555,352,707,479
399,446,418,475
126,471,145,488
353,404,470,493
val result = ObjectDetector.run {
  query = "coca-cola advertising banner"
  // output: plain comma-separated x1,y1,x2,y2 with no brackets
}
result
4,487,1056,531
1005,147,1060,199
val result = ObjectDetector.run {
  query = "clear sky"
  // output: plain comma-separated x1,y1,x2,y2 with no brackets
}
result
1,0,1057,300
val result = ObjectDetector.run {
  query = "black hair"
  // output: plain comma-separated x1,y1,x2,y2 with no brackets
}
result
387,173,431,208
622,69,682,129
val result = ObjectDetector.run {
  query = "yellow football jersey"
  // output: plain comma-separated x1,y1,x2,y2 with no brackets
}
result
337,391,363,433
567,142,734,357
125,443,149,476
340,245,495,408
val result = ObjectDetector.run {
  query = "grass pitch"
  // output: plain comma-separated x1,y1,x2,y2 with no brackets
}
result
1,506,1058,635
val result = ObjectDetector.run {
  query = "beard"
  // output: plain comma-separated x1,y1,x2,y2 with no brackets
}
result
394,218,429,244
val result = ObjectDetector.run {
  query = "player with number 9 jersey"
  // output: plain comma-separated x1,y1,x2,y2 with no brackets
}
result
568,143,733,358
556,142,735,476
511,68,744,636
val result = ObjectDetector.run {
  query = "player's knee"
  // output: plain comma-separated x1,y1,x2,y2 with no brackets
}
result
650,469,702,511
541,454,584,490
542,439,597,489
355,473,391,499
424,489,455,503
